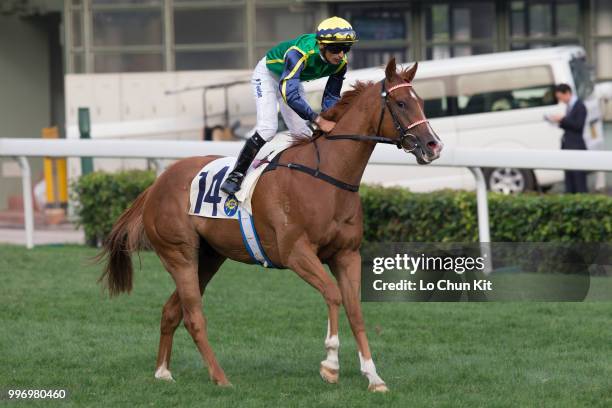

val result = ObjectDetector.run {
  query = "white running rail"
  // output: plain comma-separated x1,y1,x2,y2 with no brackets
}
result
1,138,611,250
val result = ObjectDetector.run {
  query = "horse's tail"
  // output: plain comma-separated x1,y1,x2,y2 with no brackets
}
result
97,187,150,296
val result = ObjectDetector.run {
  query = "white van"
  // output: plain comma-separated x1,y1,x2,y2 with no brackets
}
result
300,46,604,193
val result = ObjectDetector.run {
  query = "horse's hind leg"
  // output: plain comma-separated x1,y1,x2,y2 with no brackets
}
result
178,264,230,386
155,290,181,381
150,234,229,385
154,241,226,382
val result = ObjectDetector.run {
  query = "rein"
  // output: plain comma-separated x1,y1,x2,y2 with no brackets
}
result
265,79,429,193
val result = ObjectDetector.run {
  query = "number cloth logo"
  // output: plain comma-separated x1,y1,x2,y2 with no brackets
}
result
224,195,239,217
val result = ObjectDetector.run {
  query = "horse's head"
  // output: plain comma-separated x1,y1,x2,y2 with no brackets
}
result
378,58,443,164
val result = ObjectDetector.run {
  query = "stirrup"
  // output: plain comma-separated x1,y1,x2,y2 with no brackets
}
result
221,172,244,194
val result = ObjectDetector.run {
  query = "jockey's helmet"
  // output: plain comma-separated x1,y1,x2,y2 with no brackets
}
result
316,17,358,45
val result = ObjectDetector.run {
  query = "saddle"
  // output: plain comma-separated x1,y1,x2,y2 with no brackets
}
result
188,133,294,220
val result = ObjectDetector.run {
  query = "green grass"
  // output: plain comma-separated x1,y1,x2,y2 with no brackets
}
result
1,245,611,407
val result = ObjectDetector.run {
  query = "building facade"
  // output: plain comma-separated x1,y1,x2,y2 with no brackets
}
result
1,0,612,211
62,0,612,82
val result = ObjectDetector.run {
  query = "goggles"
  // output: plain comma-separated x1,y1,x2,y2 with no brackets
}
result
325,44,352,54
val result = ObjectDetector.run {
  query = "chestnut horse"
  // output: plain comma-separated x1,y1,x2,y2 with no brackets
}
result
98,58,442,392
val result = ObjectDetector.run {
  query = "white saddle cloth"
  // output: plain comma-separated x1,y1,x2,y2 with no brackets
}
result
188,133,294,219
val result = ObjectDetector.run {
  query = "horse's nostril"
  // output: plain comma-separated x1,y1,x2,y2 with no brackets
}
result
427,141,439,152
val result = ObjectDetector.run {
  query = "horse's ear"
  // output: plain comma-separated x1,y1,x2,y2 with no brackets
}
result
402,62,418,82
385,58,397,81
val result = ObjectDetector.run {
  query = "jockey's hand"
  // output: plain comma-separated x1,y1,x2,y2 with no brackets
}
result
314,115,337,133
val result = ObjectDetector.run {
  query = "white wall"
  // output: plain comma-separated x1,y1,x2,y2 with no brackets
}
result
65,70,255,129
64,70,256,177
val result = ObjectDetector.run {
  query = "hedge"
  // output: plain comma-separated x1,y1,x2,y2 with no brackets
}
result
71,170,156,246
72,170,612,245
360,185,612,242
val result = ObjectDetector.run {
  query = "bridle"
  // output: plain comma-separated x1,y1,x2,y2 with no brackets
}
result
265,79,432,193
325,79,429,152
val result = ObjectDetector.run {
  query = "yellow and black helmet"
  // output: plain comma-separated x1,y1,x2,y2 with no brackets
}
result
316,17,358,44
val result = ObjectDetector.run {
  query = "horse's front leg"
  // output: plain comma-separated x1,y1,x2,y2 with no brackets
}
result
284,237,342,384
320,317,340,383
330,250,388,392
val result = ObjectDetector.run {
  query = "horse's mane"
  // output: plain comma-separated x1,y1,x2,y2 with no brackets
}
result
321,80,373,122
318,64,413,123
291,80,374,146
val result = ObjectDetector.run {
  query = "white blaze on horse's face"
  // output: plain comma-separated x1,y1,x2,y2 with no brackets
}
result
404,85,443,164
395,85,443,164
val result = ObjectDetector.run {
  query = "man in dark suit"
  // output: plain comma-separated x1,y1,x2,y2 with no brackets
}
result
548,84,588,193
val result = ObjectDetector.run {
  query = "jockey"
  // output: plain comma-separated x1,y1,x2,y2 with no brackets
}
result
221,16,358,195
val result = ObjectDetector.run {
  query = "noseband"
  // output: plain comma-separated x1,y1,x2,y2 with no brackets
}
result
326,79,430,152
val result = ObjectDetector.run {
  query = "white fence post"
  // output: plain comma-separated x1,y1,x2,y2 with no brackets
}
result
468,167,491,243
468,167,492,274
16,156,34,249
153,159,167,177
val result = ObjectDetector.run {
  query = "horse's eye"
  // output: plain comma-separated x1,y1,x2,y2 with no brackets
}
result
397,101,406,109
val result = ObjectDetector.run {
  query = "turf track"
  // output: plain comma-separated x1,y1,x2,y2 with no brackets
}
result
1,245,610,407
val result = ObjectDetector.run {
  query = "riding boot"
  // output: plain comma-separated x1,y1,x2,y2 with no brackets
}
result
221,132,267,194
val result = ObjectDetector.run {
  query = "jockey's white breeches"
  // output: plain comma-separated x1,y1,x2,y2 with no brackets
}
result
252,57,312,142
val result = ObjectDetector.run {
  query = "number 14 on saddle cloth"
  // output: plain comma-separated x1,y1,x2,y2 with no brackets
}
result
188,133,295,219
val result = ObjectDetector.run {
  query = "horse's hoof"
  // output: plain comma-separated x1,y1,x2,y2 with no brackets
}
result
368,383,389,393
212,376,233,387
216,380,233,388
319,363,339,384
154,368,175,382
